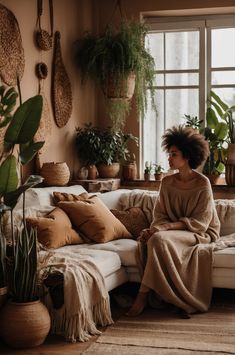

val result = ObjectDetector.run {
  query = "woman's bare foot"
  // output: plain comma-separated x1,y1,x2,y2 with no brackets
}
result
126,291,148,317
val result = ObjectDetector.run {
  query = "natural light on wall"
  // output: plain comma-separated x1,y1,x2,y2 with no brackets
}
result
143,15,235,173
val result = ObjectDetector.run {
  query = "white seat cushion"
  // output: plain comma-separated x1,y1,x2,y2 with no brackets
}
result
84,239,138,266
53,245,121,278
213,247,235,268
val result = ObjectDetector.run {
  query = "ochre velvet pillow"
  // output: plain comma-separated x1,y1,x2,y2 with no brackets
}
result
26,207,83,249
53,191,89,204
58,196,132,243
110,207,150,239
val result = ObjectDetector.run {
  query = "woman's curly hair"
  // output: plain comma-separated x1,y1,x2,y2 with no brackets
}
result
161,125,209,169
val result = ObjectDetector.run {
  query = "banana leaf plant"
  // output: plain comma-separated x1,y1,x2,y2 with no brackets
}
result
202,91,229,175
0,83,44,300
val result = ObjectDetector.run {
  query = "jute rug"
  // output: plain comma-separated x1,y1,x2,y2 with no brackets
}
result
83,306,235,354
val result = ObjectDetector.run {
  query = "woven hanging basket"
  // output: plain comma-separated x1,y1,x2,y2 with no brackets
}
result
40,162,70,186
52,31,72,128
0,4,25,85
33,91,52,152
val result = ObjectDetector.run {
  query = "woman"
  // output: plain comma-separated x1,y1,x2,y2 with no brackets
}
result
127,126,220,317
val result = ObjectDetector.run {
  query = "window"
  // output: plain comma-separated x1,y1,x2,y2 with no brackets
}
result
142,15,235,171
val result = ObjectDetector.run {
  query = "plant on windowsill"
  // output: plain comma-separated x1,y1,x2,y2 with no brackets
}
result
74,19,156,129
153,164,164,181
183,114,203,133
75,123,138,178
207,90,235,186
0,83,51,348
144,161,153,181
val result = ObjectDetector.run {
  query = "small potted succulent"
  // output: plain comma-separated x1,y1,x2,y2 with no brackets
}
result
154,164,164,181
144,161,153,181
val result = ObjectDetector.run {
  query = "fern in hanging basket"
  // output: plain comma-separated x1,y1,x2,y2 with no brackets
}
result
75,20,156,127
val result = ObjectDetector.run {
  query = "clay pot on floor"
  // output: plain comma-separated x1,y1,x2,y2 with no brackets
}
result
0,300,51,348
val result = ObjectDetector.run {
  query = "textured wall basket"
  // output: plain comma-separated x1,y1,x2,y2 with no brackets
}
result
40,162,70,186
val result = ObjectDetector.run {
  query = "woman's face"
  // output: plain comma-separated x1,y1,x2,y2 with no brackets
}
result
167,145,189,170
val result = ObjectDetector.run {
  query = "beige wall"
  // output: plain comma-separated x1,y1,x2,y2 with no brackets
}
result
0,0,97,179
1,0,235,179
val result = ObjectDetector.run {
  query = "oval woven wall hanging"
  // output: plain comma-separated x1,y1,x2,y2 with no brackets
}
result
52,31,72,128
0,4,25,85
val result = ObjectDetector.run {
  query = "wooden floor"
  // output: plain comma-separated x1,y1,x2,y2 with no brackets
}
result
0,286,234,354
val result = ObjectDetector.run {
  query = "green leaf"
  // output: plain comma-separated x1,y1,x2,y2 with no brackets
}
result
19,141,44,165
0,156,18,195
214,122,228,140
206,107,218,128
215,161,225,174
210,90,229,112
4,175,44,209
4,95,43,144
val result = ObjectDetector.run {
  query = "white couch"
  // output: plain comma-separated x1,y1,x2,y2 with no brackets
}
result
16,185,235,292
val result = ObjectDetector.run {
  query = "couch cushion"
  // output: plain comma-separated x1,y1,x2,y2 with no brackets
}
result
52,246,121,278
213,247,235,268
215,199,235,236
53,191,89,204
58,196,132,243
98,189,132,210
26,207,83,249
84,239,139,266
15,185,87,210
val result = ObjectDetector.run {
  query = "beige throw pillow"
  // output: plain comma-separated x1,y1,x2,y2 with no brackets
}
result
53,191,89,204
58,196,132,243
26,207,83,249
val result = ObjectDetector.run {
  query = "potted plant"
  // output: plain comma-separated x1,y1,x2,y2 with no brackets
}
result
0,84,51,348
153,164,164,181
75,124,138,178
207,91,235,185
144,161,153,181
122,153,137,181
75,20,156,129
183,114,203,133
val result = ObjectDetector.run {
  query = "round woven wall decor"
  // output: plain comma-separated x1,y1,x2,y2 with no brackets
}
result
0,4,25,85
52,31,72,128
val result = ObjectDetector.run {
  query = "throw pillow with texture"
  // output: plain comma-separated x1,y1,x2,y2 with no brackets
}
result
58,196,132,243
53,191,89,204
111,207,150,239
26,207,83,249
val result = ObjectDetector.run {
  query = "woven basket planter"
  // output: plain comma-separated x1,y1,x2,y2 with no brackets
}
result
40,162,70,186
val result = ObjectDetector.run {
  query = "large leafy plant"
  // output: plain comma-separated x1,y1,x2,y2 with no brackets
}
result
0,83,44,301
203,91,229,175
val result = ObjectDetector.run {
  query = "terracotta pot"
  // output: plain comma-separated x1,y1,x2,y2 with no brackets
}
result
87,165,98,180
144,173,151,181
97,163,120,178
205,174,220,185
104,72,136,99
225,164,235,186
0,300,51,348
122,162,137,181
154,173,163,181
0,286,8,309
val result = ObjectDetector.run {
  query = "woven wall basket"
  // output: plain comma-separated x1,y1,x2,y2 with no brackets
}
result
0,4,25,85
40,162,70,186
52,31,72,128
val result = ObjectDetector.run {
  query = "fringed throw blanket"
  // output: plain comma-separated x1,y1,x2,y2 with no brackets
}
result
39,249,113,343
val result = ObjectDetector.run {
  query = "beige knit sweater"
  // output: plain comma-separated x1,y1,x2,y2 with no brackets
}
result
140,172,221,313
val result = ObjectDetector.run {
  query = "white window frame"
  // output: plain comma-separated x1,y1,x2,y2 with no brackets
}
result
141,14,235,174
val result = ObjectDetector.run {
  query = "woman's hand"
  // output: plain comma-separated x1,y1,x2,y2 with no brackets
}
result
138,224,171,243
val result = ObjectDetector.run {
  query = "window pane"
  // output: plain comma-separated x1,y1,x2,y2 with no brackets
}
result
212,28,235,68
143,91,164,168
212,88,235,107
146,33,164,70
165,31,199,70
165,73,198,86
154,74,163,86
165,89,199,128
212,71,235,85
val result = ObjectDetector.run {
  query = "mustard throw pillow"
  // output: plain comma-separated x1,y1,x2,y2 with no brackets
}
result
53,191,89,204
110,207,149,239
58,196,132,243
26,207,83,249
